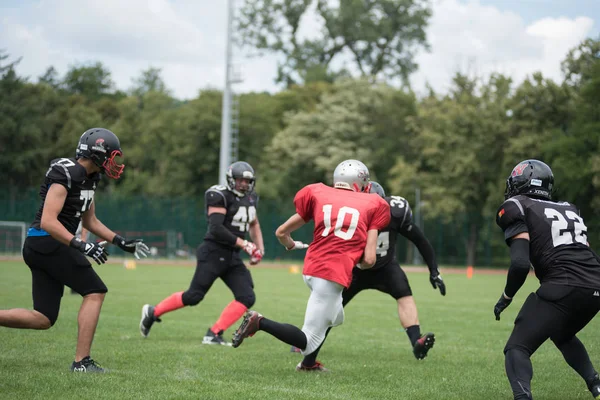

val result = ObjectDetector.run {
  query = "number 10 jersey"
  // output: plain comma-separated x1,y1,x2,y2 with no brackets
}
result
496,194,600,288
294,183,390,288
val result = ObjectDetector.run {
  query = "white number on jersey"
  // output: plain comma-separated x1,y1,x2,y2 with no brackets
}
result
321,205,360,240
389,196,406,208
57,158,76,167
232,206,256,232
376,231,390,257
544,208,587,247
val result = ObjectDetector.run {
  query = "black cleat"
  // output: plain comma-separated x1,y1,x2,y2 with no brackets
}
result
70,356,108,373
139,304,161,338
232,311,263,348
202,328,232,346
588,373,600,399
413,332,435,360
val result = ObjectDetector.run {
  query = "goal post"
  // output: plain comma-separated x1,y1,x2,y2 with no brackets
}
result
0,221,27,255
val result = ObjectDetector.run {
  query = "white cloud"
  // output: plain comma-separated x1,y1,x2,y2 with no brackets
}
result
410,0,595,94
0,0,596,99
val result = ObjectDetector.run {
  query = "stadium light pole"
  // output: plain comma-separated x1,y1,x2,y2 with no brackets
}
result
219,0,235,186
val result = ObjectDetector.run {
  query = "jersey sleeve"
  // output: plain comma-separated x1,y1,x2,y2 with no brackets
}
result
369,197,391,231
205,186,228,208
388,196,413,231
46,160,73,190
496,198,528,245
294,185,314,222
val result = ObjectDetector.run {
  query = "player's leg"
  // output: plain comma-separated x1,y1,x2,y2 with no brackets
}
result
140,243,222,337
375,262,434,358
546,286,600,397
503,288,570,400
205,259,255,345
297,268,365,359
0,238,63,329
55,247,108,372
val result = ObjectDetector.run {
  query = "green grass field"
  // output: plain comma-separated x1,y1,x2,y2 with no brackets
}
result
1,260,600,400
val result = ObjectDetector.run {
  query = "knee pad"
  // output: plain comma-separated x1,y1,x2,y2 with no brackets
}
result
235,293,256,309
182,290,205,306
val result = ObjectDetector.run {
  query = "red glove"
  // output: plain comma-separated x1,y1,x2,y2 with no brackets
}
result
250,248,263,265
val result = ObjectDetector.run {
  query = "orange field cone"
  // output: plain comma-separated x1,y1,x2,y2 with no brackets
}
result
466,265,474,279
288,265,300,274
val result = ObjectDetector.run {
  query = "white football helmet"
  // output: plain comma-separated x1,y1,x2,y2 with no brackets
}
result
333,159,370,192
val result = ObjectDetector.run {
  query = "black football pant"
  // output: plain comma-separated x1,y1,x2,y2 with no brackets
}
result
181,241,255,309
504,283,600,399
22,236,108,326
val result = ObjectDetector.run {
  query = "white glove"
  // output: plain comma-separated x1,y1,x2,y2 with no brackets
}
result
286,241,309,250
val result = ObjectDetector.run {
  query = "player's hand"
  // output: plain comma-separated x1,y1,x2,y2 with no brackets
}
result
429,273,446,296
241,240,257,257
249,248,263,265
70,238,108,265
494,293,513,321
113,235,150,259
286,241,309,250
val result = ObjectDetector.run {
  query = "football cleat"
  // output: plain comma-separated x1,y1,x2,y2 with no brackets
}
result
588,373,600,399
296,361,329,372
232,311,263,348
202,328,232,346
139,304,161,338
413,332,435,360
70,356,108,373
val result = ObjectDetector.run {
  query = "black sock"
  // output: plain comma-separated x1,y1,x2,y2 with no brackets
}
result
555,336,599,387
406,325,421,346
505,348,533,400
302,327,332,367
259,318,307,349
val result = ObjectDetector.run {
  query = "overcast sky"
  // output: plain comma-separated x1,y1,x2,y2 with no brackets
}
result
1,0,598,99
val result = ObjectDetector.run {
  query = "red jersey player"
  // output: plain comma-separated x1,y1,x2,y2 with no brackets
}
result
231,159,390,372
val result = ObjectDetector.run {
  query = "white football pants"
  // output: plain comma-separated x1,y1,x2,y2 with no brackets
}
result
300,275,345,355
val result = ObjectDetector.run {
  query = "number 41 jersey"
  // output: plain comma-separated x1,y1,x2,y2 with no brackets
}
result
203,185,259,249
496,194,600,288
30,157,100,235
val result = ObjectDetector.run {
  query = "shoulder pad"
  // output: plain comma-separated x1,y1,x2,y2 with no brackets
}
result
496,198,525,231
205,185,229,208
46,158,85,189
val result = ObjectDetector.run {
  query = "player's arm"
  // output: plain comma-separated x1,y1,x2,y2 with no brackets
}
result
248,217,264,254
82,201,117,242
80,227,89,241
208,206,246,248
358,229,379,269
83,202,150,259
275,213,309,250
401,224,445,295
40,184,77,246
494,200,530,320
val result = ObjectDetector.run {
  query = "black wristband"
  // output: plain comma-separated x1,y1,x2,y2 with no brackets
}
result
112,234,125,246
69,237,85,250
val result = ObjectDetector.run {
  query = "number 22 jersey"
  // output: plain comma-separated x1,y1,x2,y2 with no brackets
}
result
496,194,600,288
294,183,390,287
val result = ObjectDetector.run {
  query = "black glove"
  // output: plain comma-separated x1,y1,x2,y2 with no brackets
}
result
494,293,513,321
70,238,108,265
429,272,446,296
113,235,150,259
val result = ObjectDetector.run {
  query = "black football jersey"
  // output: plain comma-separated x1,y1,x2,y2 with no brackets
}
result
496,195,600,288
373,195,413,269
203,185,259,248
31,158,101,235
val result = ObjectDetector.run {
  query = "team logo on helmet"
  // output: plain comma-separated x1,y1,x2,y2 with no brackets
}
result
91,138,107,153
511,162,528,177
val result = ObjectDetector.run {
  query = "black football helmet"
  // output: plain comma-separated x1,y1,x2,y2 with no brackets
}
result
504,159,553,200
226,161,255,196
369,181,386,198
76,128,124,179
